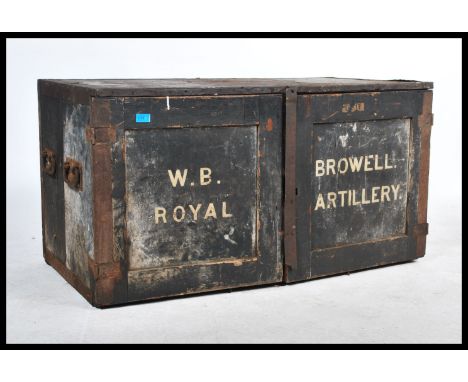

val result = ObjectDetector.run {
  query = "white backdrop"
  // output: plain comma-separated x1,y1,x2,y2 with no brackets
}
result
6,38,462,344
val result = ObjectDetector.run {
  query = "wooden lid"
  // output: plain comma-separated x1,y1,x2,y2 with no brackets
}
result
39,77,433,98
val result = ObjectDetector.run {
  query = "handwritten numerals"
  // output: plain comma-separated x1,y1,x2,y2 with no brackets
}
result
342,102,365,113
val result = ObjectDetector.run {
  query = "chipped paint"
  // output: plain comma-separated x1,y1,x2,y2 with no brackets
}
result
125,126,258,270
223,227,238,245
63,103,93,288
311,118,410,249
338,132,349,147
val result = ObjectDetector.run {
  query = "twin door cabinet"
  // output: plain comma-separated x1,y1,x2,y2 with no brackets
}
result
38,78,433,307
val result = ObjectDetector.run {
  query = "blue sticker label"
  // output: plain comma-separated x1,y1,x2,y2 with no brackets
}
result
136,114,151,123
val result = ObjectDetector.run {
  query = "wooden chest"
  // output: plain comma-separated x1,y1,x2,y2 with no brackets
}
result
38,78,433,307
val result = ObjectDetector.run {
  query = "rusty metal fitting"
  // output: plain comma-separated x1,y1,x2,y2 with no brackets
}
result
64,158,83,191
41,148,56,176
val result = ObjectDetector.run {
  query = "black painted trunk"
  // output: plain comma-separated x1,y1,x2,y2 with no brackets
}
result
38,78,433,307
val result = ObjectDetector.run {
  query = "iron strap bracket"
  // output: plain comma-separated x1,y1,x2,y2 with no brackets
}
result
284,88,298,270
415,91,433,258
413,223,429,237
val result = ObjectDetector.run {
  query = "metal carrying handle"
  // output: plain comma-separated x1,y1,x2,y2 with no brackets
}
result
41,148,56,176
64,158,83,191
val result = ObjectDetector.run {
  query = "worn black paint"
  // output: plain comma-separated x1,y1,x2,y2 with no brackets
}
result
121,94,283,302
38,79,432,306
124,96,259,128
40,78,433,99
290,91,428,283
311,119,410,249
39,95,66,263
63,103,93,287
125,126,258,268
39,94,94,292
